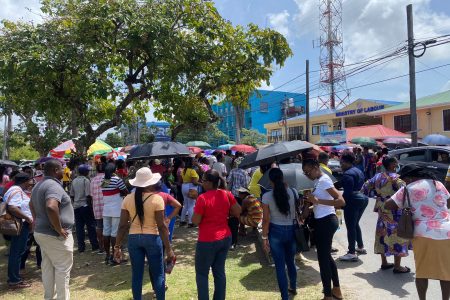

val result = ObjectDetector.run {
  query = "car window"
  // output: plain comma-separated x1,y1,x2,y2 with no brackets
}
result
398,150,426,162
430,150,450,164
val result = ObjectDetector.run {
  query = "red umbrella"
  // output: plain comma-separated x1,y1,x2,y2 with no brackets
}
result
231,144,256,153
188,146,203,154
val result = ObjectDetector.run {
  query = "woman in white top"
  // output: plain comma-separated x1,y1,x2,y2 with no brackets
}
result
5,173,35,289
302,159,345,300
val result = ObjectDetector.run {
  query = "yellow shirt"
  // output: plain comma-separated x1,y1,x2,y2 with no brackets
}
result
181,168,199,183
446,165,450,182
248,168,263,198
122,193,164,235
62,167,71,182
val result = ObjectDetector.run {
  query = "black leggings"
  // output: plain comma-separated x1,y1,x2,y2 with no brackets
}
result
315,214,340,297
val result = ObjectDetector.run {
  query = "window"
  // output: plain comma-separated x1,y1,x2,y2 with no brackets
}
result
444,109,450,131
260,101,269,112
398,150,426,162
394,114,411,133
312,125,320,135
430,150,450,164
312,124,328,135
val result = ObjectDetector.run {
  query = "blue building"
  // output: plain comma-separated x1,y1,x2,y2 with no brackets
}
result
212,89,306,143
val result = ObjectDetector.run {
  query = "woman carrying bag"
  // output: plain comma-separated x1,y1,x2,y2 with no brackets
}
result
114,167,174,300
5,173,35,289
385,164,450,300
302,159,345,300
180,157,200,228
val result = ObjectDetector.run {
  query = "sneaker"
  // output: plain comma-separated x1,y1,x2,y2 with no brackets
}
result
97,250,106,255
356,248,367,255
339,253,359,262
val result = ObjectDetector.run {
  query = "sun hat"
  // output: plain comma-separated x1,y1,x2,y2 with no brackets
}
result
129,167,162,187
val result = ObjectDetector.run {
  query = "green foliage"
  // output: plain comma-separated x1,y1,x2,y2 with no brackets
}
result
9,144,40,161
174,122,227,146
0,0,292,153
240,128,266,147
104,132,124,148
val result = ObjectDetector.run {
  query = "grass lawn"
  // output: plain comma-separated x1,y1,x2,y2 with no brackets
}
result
0,227,323,300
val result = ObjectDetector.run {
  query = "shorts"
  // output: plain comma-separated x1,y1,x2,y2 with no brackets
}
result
95,219,103,230
103,216,120,237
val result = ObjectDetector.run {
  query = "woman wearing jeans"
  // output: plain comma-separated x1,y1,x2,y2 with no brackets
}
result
192,169,241,300
180,157,200,227
6,173,34,289
114,167,174,300
302,159,345,300
261,168,298,300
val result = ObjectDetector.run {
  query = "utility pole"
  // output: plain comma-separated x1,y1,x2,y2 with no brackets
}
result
2,114,7,160
306,60,310,142
283,95,288,141
407,4,418,147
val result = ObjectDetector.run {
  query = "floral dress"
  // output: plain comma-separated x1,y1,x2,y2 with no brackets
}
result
362,172,411,256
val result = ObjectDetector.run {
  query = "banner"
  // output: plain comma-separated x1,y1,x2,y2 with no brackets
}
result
320,130,347,143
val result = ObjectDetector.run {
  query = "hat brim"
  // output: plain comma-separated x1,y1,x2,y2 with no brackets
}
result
129,173,162,188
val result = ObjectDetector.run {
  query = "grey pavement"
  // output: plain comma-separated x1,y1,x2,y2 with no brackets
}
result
331,197,442,300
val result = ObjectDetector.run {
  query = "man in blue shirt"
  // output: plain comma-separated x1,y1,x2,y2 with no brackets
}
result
338,151,369,262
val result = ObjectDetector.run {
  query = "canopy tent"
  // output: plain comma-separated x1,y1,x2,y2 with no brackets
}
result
87,140,113,156
345,125,407,141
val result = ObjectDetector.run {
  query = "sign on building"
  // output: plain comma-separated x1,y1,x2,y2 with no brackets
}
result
320,130,347,143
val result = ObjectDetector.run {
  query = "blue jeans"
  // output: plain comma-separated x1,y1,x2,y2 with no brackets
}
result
128,234,165,300
195,236,231,300
343,194,369,254
8,222,30,284
74,206,99,251
268,223,297,300
165,205,176,242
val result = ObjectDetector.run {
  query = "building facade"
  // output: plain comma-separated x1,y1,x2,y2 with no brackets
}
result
264,98,402,144
212,89,306,143
368,90,450,138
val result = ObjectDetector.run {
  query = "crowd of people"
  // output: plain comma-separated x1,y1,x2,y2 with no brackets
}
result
1,145,450,300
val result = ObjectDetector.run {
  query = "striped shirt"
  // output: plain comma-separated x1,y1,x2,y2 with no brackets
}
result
101,176,127,196
101,176,128,218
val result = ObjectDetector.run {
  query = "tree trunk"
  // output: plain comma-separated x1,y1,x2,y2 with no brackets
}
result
170,124,186,141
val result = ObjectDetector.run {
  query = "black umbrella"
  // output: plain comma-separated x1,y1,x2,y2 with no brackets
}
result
128,141,191,160
0,159,18,167
239,140,313,169
258,163,337,192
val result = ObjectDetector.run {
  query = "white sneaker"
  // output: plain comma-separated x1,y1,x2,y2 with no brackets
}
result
339,253,359,262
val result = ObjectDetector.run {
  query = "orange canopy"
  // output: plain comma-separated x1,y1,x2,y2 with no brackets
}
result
345,125,408,141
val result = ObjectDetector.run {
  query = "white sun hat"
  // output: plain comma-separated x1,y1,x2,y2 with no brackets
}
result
129,167,162,188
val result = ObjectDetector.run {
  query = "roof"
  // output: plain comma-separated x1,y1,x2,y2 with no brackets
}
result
357,99,403,106
374,90,450,114
346,125,408,140
287,108,336,121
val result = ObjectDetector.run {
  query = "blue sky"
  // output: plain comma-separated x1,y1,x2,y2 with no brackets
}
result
1,0,450,123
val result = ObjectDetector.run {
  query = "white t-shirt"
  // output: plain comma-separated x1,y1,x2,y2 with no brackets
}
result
312,174,336,219
4,185,33,221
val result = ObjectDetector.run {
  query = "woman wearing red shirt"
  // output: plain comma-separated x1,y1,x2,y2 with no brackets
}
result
192,169,241,300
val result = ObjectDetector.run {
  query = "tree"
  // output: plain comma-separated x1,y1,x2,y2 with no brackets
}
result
104,132,124,149
174,122,227,147
0,0,291,154
240,128,266,147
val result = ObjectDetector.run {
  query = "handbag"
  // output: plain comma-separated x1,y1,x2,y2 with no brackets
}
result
397,187,414,239
0,190,23,236
291,188,310,252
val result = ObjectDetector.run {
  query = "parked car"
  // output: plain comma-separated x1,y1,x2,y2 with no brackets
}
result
328,159,343,182
389,146,450,182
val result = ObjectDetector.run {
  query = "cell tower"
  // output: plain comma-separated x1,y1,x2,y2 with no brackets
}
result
317,0,350,110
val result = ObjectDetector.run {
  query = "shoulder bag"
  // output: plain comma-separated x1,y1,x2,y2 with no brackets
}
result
0,189,24,236
291,187,309,252
397,187,414,239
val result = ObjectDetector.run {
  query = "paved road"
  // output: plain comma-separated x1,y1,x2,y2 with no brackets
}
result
332,197,441,300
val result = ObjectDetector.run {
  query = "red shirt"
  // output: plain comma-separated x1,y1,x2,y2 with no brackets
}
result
116,168,128,178
157,192,176,207
194,189,236,242
151,164,166,175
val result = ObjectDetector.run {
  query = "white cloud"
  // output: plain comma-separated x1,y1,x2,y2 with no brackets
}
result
292,0,450,68
267,10,290,37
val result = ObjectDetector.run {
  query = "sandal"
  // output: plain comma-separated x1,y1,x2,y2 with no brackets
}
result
9,281,31,289
393,266,411,274
381,263,394,270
